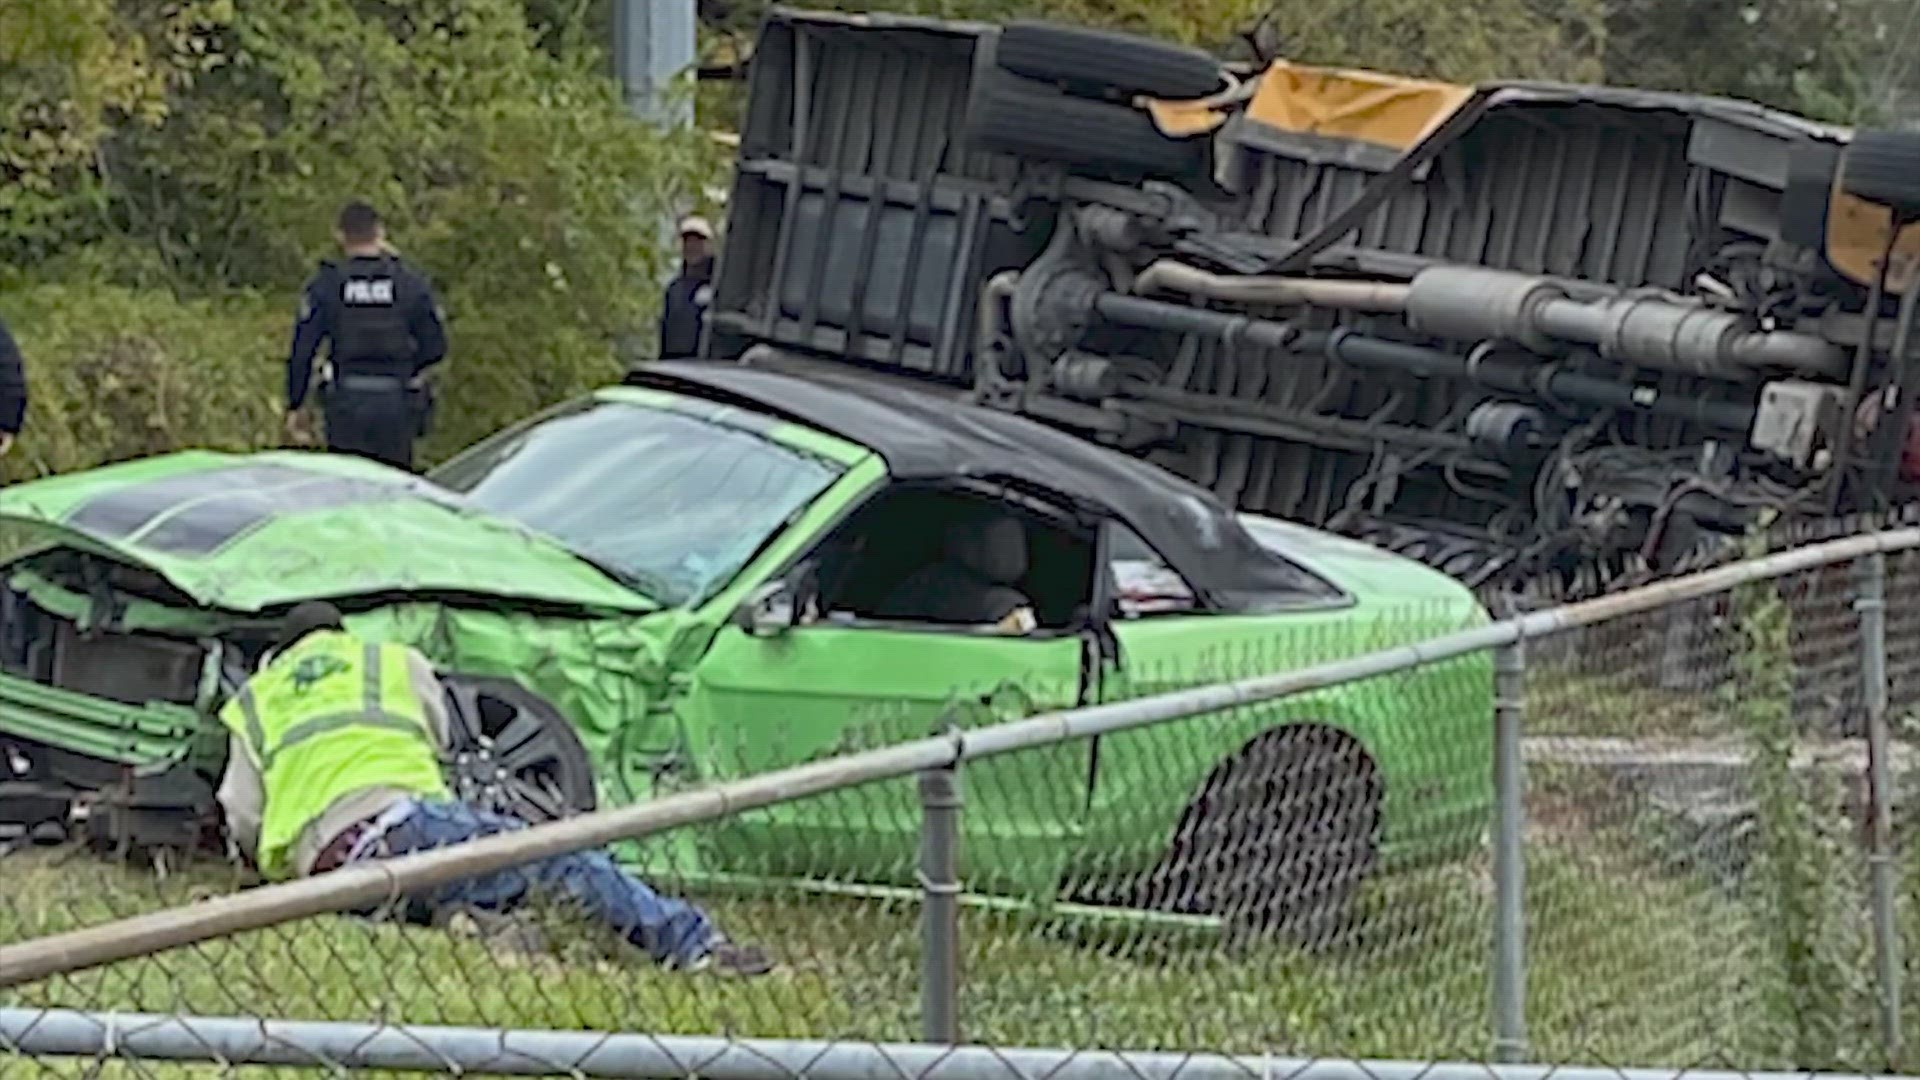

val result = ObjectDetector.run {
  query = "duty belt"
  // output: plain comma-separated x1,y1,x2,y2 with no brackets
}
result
333,374,409,394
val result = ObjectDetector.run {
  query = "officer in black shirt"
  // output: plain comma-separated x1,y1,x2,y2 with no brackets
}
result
286,201,447,472
658,215,715,359
0,313,27,459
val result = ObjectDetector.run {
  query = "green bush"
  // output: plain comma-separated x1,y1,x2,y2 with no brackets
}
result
0,282,646,478
0,283,283,481
417,300,633,462
0,0,722,478
1728,534,1868,1065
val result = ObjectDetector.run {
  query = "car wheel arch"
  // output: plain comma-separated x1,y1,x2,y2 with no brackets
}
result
1144,717,1386,942
1197,719,1388,836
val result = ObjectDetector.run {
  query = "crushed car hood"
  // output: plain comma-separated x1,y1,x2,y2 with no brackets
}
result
0,450,657,614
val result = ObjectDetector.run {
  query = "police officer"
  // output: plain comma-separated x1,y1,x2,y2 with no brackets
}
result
658,215,715,360
0,313,26,459
287,201,447,472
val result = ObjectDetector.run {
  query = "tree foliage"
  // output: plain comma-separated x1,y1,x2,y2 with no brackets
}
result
1223,0,1607,83
697,0,1917,121
1,284,283,478
0,0,231,257
689,0,1610,135
1602,0,1908,123
4,0,1917,482
0,0,720,475
100,0,717,297
697,0,1609,83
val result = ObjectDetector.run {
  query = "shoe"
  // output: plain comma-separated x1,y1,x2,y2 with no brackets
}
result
708,940,776,977
669,936,776,977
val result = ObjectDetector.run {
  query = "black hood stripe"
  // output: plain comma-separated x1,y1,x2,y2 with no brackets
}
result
64,464,414,557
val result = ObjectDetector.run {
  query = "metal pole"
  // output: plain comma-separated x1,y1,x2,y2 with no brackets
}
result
612,0,696,128
17,1005,1920,1080
1492,637,1529,1064
1858,552,1903,1065
919,765,963,1044
612,0,698,308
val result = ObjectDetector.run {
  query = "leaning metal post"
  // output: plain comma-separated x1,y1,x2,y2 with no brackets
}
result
919,763,964,1044
16,526,1920,993
1857,552,1903,1065
1492,637,1529,1064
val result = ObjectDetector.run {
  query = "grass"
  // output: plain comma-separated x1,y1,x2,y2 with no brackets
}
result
1530,667,1733,739
0,797,1844,1080
5,610,1914,1077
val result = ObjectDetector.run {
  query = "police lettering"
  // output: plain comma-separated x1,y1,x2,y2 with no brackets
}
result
343,279,396,305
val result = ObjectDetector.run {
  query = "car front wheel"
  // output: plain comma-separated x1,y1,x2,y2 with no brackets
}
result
439,675,598,826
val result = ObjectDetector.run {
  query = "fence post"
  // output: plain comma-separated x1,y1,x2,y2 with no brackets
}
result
1492,637,1529,1064
919,764,963,1045
1857,552,1902,1067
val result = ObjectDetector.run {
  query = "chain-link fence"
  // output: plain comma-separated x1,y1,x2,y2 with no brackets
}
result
2,524,1917,1078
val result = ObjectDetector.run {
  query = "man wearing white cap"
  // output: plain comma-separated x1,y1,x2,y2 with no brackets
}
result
659,214,716,360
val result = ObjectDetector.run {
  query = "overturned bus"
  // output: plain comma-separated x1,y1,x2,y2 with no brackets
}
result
701,7,1920,601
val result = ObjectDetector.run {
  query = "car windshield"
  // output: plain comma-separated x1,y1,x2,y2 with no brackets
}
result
428,396,849,606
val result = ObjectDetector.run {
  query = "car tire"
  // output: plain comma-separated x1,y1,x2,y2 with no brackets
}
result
965,67,1210,183
440,675,598,825
1138,724,1382,944
1841,128,1920,219
994,21,1225,102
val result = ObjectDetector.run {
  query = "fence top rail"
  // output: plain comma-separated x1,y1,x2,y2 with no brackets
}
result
3,523,1915,990
8,1006,1919,1080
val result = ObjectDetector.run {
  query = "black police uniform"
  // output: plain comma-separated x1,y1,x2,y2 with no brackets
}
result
287,253,447,471
658,257,713,360
0,315,28,447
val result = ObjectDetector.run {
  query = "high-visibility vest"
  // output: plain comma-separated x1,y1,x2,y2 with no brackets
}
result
219,630,451,880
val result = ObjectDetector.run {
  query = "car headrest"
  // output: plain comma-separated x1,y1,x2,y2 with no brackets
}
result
945,515,1028,585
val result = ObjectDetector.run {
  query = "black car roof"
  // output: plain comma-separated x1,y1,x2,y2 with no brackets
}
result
629,360,1339,610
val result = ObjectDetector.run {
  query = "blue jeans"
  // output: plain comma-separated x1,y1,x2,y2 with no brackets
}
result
347,798,716,967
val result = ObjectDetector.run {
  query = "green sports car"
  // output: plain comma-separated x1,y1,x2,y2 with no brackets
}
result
0,359,1491,926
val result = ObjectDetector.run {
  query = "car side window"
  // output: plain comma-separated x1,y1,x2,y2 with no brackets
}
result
801,482,1097,635
1105,522,1202,618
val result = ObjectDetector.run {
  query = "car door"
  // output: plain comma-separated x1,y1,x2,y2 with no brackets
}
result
676,568,1093,896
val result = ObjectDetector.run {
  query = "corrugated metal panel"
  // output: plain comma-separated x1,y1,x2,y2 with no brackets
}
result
709,15,1027,382
791,25,1012,184
1155,104,1736,524
1252,106,1696,288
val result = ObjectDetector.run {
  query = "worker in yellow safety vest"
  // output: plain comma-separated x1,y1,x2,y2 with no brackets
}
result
215,600,773,975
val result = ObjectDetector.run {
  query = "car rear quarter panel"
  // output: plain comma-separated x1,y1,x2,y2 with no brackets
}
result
1074,546,1493,883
